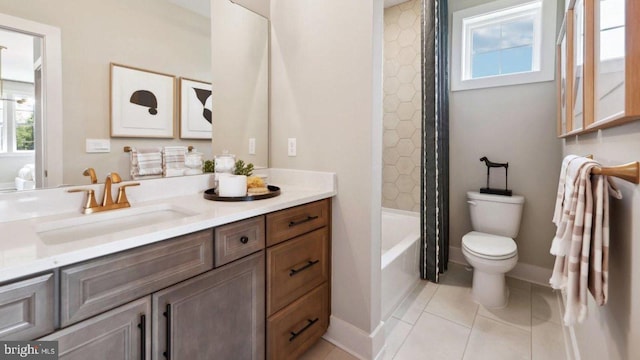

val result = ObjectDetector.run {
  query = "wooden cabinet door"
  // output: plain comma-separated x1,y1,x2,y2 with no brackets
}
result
152,251,265,360
0,273,54,341
39,297,150,360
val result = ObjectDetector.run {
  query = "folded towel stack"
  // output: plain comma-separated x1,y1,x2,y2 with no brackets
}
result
130,147,163,180
163,146,188,177
549,155,621,325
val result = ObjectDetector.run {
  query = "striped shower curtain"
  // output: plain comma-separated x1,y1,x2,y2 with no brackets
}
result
420,0,449,282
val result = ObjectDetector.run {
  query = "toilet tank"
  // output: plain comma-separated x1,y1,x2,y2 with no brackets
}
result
467,191,525,238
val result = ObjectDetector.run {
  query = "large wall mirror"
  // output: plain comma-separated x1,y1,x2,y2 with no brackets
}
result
211,0,269,166
0,0,269,191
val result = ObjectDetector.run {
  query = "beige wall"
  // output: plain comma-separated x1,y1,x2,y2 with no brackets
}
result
270,0,383,343
0,0,213,185
211,0,269,168
232,0,270,19
563,122,640,359
448,0,563,270
382,0,422,212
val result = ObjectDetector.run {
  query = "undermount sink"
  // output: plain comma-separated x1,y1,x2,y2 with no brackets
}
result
36,204,198,245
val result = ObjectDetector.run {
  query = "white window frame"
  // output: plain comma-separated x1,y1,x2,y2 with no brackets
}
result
451,0,557,91
0,81,34,155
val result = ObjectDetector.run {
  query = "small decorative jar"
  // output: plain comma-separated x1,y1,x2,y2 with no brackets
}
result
184,150,204,175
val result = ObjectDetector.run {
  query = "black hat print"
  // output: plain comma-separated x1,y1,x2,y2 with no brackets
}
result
130,90,158,115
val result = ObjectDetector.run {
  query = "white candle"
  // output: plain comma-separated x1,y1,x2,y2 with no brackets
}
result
218,175,247,197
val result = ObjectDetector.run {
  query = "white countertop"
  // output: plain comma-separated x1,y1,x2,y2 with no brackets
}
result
0,169,336,283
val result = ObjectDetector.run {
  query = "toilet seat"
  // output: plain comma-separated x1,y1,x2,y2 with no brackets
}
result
462,231,517,260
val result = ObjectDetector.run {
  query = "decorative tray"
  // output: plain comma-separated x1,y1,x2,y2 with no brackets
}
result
203,185,281,202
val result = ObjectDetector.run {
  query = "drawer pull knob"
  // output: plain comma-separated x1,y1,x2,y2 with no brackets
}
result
289,318,320,342
240,236,249,244
288,215,319,227
163,304,172,359
289,260,320,276
138,314,146,360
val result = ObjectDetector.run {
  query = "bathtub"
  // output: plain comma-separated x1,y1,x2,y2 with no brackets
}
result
381,208,421,321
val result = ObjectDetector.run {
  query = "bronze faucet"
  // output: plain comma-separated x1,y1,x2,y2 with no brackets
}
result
102,172,121,207
68,172,140,214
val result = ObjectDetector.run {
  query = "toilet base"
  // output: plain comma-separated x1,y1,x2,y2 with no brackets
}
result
471,270,509,308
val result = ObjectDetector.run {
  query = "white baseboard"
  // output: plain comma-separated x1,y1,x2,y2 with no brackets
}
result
323,315,386,360
449,246,553,286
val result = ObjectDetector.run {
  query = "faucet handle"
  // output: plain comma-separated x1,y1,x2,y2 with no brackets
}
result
68,188,99,213
116,182,140,205
83,168,97,184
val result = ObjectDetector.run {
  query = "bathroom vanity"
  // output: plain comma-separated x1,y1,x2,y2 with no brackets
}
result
0,169,336,359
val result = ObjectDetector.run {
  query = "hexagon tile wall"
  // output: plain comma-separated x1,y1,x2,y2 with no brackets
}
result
383,0,422,212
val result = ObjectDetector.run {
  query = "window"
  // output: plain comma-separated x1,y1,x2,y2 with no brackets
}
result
451,0,556,91
0,82,34,154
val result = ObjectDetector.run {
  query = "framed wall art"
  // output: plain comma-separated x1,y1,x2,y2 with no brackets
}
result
110,63,176,138
179,77,212,139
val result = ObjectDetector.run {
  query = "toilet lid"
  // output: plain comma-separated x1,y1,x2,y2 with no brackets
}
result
462,231,517,260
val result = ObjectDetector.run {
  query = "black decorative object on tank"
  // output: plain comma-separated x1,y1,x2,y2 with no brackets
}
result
479,156,512,196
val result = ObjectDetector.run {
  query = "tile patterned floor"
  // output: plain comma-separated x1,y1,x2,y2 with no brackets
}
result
300,263,567,360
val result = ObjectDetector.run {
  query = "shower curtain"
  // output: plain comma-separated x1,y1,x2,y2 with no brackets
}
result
420,0,449,282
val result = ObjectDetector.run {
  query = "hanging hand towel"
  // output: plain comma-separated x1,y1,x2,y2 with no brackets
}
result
550,156,596,257
130,147,163,180
588,175,621,306
162,146,187,177
549,155,623,325
549,157,596,325
553,154,579,226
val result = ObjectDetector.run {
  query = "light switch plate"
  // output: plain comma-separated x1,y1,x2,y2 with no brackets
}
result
249,138,256,155
86,138,111,153
288,138,296,157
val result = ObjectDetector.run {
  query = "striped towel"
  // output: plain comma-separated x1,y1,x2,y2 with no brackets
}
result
550,156,595,257
549,156,622,325
130,147,163,179
552,155,579,226
589,174,621,306
162,146,187,177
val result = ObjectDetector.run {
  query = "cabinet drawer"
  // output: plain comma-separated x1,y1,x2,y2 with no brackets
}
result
40,296,150,360
214,216,265,267
0,273,54,340
60,229,213,327
266,199,329,246
267,228,328,316
267,283,329,360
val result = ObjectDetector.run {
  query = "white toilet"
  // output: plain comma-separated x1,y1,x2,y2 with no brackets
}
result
462,191,525,308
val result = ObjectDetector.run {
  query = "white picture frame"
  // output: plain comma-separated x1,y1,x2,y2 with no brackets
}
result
110,63,175,138
179,77,212,139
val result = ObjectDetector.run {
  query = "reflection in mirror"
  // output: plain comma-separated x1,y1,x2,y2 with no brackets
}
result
0,0,268,191
0,0,211,188
572,0,584,130
595,0,625,123
0,32,38,191
212,0,269,168
0,0,269,190
0,11,62,192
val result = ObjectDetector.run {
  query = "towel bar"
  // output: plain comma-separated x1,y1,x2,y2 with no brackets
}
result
584,155,639,184
124,145,194,153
